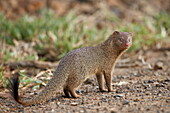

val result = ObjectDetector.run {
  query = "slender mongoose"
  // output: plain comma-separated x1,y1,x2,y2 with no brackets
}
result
8,31,132,106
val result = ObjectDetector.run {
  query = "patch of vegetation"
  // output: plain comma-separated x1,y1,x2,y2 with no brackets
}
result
117,14,169,51
0,9,169,62
0,9,169,90
19,71,44,90
154,11,170,35
0,66,7,88
0,10,110,61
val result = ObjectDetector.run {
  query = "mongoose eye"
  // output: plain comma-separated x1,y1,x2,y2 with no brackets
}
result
118,39,122,44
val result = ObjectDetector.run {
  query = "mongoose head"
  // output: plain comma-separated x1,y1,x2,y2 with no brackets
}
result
111,31,132,50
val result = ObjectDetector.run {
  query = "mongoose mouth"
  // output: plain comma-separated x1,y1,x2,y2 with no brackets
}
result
124,42,131,49
125,43,130,46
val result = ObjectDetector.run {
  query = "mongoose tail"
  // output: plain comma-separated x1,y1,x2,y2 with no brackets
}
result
8,72,67,106
8,76,23,104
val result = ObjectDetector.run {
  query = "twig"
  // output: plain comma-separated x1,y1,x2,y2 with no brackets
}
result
3,61,59,70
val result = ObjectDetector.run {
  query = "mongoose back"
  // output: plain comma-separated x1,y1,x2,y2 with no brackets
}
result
9,31,132,106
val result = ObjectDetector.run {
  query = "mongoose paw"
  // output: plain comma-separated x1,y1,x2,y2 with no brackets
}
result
99,89,107,92
108,89,114,92
72,94,81,98
63,95,72,98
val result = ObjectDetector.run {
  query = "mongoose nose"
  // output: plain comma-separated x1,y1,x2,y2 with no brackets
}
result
125,43,129,46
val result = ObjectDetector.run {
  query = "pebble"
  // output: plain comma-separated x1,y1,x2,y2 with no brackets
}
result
145,92,151,95
101,98,107,102
116,90,123,93
80,110,84,113
163,79,170,82
76,90,84,93
18,109,24,113
134,98,141,102
123,100,130,105
2,109,7,112
146,87,153,91
114,94,124,98
166,99,170,103
144,80,154,83
155,83,165,87
110,108,118,113
154,62,164,70
71,102,78,106
56,102,60,105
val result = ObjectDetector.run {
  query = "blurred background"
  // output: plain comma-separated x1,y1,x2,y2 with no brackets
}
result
0,0,169,62
0,0,170,112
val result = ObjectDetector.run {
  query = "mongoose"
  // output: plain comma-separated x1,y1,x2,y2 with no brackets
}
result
9,31,132,106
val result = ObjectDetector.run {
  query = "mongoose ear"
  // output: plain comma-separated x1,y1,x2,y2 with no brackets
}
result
113,31,120,35
129,32,133,36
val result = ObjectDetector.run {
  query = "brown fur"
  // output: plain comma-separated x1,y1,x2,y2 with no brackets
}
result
9,31,132,106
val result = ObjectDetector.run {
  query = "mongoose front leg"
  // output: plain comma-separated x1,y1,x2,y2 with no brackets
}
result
104,72,113,92
96,73,107,92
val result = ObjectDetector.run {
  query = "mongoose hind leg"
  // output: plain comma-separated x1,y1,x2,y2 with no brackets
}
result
66,77,82,98
96,73,107,92
104,72,113,92
63,87,71,98
69,88,80,98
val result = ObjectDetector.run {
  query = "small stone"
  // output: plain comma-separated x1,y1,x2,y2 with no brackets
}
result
18,109,24,113
2,109,7,112
34,92,38,95
154,62,164,70
32,110,39,113
123,100,130,105
101,97,107,102
166,99,170,103
71,102,78,106
146,87,152,91
155,83,165,87
57,102,60,105
80,110,84,113
110,108,118,113
164,79,170,82
40,105,46,108
144,80,154,83
145,91,151,95
114,94,124,98
98,102,101,106
134,98,141,102
116,90,123,93
76,89,84,93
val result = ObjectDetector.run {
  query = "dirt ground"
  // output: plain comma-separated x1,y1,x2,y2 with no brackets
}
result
0,46,170,113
